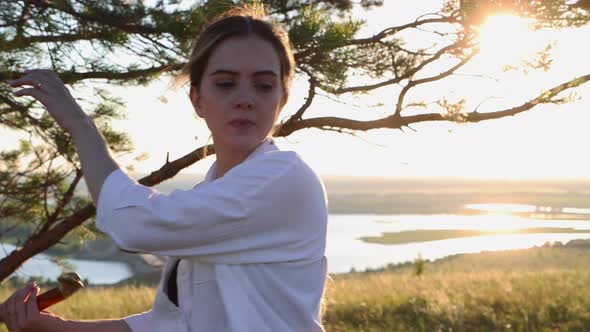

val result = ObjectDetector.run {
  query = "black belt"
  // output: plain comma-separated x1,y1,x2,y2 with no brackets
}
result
167,259,180,307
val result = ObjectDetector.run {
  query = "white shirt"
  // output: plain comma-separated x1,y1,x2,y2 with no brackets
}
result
96,138,329,332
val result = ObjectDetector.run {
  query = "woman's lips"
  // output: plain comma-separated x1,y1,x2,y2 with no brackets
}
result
229,119,254,128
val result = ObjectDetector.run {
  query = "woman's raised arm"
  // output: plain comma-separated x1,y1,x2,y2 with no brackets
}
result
7,69,120,206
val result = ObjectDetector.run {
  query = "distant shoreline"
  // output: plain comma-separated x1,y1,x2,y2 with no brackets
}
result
360,227,590,245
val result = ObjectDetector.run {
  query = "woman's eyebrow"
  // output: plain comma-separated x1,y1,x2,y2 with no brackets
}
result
209,69,278,77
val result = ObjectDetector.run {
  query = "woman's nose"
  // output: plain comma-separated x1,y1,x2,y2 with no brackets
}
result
234,96,254,110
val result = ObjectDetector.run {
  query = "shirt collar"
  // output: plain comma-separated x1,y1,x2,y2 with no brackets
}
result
203,137,278,183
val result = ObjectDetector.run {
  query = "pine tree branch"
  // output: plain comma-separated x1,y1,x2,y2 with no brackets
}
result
36,169,83,236
321,37,471,94
295,16,459,60
349,16,460,45
15,2,31,40
0,64,184,83
43,0,161,35
277,73,590,134
395,49,478,116
2,30,128,52
282,72,317,123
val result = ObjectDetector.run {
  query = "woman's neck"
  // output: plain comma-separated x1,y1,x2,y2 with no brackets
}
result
213,140,266,179
214,150,249,179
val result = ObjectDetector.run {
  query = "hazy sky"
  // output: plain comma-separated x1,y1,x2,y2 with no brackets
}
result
2,1,590,180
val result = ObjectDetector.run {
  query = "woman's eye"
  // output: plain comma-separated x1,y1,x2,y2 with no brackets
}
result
215,82,235,89
255,83,273,91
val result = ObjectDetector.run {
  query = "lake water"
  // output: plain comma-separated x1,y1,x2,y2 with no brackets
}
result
0,244,134,285
3,211,590,284
326,213,590,273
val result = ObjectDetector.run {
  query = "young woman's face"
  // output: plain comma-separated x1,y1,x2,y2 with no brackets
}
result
190,35,286,154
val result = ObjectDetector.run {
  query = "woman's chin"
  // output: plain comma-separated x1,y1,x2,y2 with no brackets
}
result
218,135,262,152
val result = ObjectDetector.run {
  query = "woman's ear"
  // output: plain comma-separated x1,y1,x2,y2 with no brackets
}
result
189,85,204,118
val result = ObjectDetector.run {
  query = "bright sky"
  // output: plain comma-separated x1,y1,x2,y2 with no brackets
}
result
3,1,590,180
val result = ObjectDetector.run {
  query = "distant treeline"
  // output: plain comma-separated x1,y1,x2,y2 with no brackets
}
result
143,174,590,215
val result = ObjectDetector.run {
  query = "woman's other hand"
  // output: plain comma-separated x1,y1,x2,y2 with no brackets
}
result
0,282,49,332
7,69,90,135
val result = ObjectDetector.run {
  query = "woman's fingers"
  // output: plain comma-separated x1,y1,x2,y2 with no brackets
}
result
2,283,39,331
3,287,19,329
9,69,60,108
13,87,43,97
9,70,47,85
13,286,27,328
8,69,62,92
12,87,49,110
8,71,50,102
24,283,40,319
0,296,6,322
11,285,28,328
8,77,42,89
7,69,89,135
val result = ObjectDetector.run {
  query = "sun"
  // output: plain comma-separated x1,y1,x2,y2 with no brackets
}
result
476,13,542,68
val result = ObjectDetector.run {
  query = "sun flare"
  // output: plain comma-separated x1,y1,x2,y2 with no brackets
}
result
476,14,541,67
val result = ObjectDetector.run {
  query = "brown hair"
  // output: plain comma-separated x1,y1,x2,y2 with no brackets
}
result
178,4,295,105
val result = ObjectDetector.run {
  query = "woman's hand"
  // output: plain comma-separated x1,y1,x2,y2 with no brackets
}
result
0,282,50,332
7,69,90,135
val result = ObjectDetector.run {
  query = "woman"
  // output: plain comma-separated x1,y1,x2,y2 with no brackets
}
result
0,6,328,332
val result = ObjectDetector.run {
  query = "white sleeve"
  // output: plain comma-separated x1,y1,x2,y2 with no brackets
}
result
95,152,327,262
122,310,152,332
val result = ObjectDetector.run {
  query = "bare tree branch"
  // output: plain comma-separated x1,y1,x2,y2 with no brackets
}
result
277,74,590,135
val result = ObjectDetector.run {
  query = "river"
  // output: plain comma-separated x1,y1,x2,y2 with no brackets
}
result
3,210,590,284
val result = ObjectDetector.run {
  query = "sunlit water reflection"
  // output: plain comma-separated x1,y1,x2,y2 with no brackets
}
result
326,213,590,273
3,210,590,282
